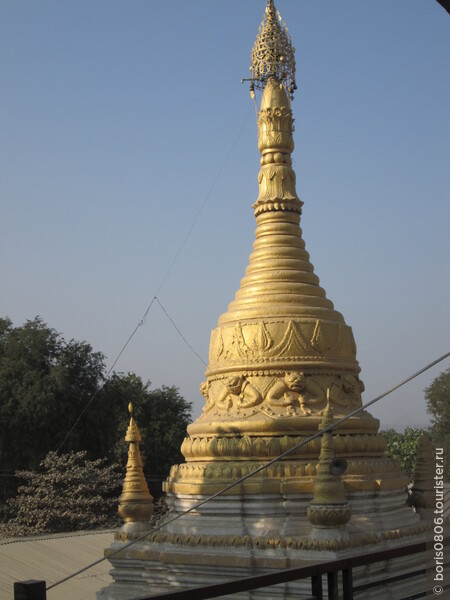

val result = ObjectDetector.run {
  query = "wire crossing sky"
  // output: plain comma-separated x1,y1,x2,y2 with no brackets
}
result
1,1,449,430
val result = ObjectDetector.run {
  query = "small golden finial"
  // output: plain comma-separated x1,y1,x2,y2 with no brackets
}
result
323,389,333,418
118,403,154,533
250,0,296,98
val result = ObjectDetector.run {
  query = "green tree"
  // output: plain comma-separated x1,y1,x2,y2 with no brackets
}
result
0,317,106,471
0,451,122,537
383,427,427,479
425,368,450,480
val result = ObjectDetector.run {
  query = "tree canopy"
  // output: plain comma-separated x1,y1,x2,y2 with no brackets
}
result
0,317,105,471
0,317,192,511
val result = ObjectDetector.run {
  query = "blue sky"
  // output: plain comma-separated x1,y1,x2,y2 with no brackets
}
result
1,0,449,431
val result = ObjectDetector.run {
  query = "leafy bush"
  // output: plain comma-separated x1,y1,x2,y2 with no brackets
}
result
0,451,122,537
382,427,426,479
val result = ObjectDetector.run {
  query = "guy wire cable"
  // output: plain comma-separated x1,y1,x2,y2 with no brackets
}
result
154,297,207,367
55,106,253,453
46,350,450,591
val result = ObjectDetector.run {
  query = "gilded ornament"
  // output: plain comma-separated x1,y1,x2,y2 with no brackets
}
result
118,403,153,532
208,375,263,413
249,0,296,97
298,375,327,415
252,322,273,352
266,372,305,408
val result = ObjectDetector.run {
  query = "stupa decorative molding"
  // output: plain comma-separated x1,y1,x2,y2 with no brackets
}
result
179,433,387,461
164,458,409,496
115,523,427,552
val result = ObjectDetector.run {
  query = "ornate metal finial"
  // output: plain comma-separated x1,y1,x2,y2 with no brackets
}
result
118,403,154,533
250,0,296,98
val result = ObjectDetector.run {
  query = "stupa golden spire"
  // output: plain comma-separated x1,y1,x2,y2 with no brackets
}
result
166,0,392,499
118,403,153,533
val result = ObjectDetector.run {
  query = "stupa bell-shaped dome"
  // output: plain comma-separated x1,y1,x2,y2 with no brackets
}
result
186,75,366,441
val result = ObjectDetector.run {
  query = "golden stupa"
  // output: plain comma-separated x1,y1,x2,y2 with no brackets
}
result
100,3,426,598
164,0,400,502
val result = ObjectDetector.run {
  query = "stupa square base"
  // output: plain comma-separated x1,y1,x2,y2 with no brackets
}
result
98,535,427,599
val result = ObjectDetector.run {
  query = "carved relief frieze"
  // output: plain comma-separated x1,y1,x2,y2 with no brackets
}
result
201,375,263,416
201,368,364,418
208,319,358,372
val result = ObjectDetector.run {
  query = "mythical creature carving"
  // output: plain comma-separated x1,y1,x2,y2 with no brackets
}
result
202,371,364,417
298,375,327,415
200,380,214,414
210,375,263,412
328,375,363,413
266,372,305,410
264,371,363,415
